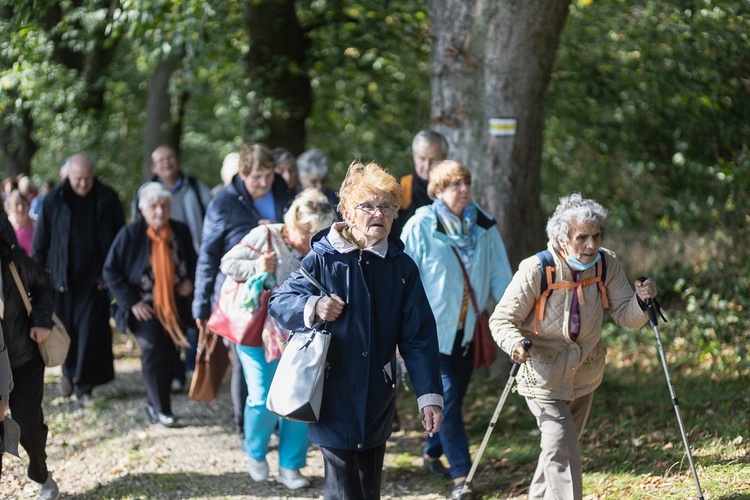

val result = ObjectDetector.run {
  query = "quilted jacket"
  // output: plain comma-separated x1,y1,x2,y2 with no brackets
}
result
489,243,647,400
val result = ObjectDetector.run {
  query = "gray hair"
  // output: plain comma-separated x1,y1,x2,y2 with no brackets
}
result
546,193,608,251
297,149,331,179
138,182,173,211
411,130,449,156
271,147,295,165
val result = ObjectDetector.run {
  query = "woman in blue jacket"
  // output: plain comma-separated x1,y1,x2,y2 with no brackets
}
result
269,161,444,499
401,160,513,499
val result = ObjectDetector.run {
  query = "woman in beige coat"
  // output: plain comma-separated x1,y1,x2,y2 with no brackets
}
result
489,193,658,500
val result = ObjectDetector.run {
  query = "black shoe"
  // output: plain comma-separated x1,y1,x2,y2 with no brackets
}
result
451,480,473,500
423,457,451,479
59,376,73,398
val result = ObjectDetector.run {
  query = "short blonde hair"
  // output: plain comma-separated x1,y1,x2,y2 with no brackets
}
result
284,187,336,233
238,143,274,176
337,161,402,214
427,160,472,199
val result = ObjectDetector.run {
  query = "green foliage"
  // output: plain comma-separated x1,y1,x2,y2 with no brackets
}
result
301,1,432,183
545,0,750,231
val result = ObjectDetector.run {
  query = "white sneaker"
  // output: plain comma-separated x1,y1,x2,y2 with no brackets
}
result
277,467,310,490
38,474,60,500
247,457,269,482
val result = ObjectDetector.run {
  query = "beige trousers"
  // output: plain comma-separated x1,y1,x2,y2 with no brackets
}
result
526,392,595,500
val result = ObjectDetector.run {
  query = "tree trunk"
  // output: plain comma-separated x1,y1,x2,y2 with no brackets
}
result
144,53,187,176
428,0,571,267
0,95,37,177
244,0,311,155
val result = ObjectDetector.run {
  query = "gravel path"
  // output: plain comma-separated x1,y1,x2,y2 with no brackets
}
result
2,337,524,500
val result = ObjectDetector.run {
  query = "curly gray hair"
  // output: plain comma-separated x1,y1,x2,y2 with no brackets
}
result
546,193,608,251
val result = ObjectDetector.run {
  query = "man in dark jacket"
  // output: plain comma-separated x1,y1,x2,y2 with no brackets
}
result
0,230,60,498
31,153,125,406
390,130,449,237
192,143,293,437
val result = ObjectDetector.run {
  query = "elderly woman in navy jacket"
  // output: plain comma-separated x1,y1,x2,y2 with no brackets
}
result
104,182,197,427
192,143,293,438
269,161,444,499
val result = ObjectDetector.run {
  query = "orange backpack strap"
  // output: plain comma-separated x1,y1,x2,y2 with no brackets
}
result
534,249,609,334
400,174,413,210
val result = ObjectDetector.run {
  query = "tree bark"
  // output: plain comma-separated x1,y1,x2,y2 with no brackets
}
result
144,52,188,176
244,0,311,155
428,0,571,267
0,97,37,177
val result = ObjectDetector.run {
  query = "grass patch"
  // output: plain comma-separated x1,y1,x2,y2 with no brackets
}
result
395,328,750,498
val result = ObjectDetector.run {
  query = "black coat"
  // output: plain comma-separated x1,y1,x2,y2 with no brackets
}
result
31,178,125,293
192,173,293,319
0,237,54,370
103,218,197,333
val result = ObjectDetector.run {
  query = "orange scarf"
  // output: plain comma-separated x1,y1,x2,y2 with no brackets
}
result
147,224,189,347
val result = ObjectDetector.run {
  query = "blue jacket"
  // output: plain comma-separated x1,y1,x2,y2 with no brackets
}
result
269,224,443,451
192,173,293,320
401,202,513,355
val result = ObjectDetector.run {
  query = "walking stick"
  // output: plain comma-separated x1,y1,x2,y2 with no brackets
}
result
641,278,704,500
459,339,531,499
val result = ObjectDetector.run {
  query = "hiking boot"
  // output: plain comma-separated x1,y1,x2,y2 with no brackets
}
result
277,468,310,490
37,474,60,500
423,457,451,479
247,457,269,482
451,480,473,499
59,376,73,398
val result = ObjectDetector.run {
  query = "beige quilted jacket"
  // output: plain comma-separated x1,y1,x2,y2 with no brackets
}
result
489,244,647,401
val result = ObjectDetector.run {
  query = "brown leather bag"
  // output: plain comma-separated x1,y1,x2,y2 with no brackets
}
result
188,326,230,403
450,247,497,370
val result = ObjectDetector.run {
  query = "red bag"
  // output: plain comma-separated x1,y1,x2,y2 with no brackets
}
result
450,247,498,370
206,281,269,346
206,228,273,346
472,311,497,370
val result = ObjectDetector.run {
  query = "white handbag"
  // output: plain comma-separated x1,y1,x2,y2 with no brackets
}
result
266,267,332,423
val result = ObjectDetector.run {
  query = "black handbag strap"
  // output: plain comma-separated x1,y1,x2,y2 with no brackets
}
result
450,246,480,315
299,267,330,297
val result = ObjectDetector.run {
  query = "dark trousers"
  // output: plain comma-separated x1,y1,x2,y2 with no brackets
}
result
423,331,474,478
133,319,176,415
320,442,387,500
228,341,248,436
9,360,49,483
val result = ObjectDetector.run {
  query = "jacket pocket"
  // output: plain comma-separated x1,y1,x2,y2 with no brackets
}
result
529,346,564,391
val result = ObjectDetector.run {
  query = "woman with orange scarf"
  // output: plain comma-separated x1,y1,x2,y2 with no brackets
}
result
104,182,197,427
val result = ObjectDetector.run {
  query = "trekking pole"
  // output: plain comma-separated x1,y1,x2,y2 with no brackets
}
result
460,339,531,499
640,278,704,500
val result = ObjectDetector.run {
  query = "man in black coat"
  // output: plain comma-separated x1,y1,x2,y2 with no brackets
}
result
31,153,125,406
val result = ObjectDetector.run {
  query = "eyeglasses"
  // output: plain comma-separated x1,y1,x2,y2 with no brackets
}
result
355,202,397,217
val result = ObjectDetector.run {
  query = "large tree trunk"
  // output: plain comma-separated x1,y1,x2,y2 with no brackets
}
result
144,53,188,175
244,0,311,155
0,96,37,177
428,0,571,267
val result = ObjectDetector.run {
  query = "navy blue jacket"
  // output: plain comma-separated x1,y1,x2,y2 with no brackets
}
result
269,227,442,451
192,173,293,319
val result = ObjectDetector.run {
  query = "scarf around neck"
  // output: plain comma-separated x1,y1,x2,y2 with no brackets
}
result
147,224,189,347
434,199,478,268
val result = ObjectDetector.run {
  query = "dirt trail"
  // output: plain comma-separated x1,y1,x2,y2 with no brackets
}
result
2,338,525,499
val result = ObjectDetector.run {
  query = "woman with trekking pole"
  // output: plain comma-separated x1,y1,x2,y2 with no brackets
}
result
489,193,657,500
